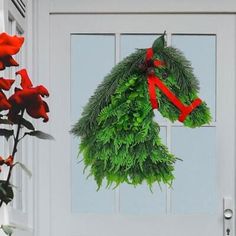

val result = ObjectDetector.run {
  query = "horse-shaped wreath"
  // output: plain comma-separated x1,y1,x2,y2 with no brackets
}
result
71,33,211,190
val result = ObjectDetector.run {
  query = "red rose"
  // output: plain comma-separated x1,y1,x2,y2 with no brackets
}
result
0,33,24,70
0,78,15,111
8,69,50,122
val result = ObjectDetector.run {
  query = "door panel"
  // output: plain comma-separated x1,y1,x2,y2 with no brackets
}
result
50,14,235,236
172,127,217,214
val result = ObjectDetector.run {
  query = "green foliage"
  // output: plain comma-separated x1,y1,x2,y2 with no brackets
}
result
19,117,35,130
14,162,32,178
24,130,55,140
0,129,14,141
1,225,14,236
0,181,14,204
79,75,176,189
72,34,212,189
152,32,166,52
159,46,200,96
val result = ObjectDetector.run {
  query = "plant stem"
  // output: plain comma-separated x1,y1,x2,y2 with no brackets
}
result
0,109,24,207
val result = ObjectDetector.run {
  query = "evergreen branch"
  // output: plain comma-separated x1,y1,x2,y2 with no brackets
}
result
159,46,200,95
71,49,146,137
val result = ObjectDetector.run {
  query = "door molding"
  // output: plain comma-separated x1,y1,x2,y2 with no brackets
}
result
49,0,236,14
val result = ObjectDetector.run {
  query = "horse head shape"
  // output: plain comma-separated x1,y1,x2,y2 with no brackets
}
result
72,33,211,189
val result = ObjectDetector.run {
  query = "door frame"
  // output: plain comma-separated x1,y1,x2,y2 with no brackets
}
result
35,1,236,236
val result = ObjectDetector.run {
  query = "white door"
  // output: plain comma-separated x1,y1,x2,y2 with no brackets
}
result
49,14,235,236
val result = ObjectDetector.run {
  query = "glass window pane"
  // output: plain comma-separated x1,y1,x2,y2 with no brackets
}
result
120,34,159,59
171,127,217,214
172,35,216,121
71,35,115,213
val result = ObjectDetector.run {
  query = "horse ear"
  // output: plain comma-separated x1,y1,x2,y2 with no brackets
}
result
152,32,166,52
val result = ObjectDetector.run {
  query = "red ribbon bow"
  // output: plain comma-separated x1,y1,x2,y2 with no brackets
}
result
146,48,202,122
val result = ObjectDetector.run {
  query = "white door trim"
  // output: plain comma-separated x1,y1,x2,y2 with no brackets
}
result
49,0,236,13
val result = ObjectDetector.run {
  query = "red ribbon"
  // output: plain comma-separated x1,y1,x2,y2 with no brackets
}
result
146,48,202,122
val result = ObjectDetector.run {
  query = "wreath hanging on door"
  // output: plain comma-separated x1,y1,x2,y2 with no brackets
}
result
71,33,211,189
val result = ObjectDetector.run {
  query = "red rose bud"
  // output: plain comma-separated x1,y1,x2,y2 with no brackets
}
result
0,33,24,70
5,155,14,166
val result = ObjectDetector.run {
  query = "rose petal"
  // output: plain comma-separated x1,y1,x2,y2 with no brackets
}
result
0,78,15,90
0,91,11,110
0,61,4,70
16,69,33,89
9,88,39,106
26,96,49,122
0,56,19,71
43,101,50,112
0,33,24,57
7,56,19,66
36,85,49,97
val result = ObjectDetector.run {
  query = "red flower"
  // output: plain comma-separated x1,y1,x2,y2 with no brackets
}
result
8,69,50,122
0,156,14,167
0,78,15,111
0,33,24,70
5,156,14,167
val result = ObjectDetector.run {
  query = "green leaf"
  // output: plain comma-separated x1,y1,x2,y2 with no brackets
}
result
152,32,166,52
0,185,7,196
0,181,14,205
0,129,14,140
14,162,32,178
0,119,13,125
128,93,138,100
21,118,35,130
1,225,14,236
128,78,135,85
25,130,55,140
12,116,35,130
136,117,142,123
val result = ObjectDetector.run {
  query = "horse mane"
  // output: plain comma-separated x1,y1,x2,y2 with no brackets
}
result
71,49,146,137
159,46,200,95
